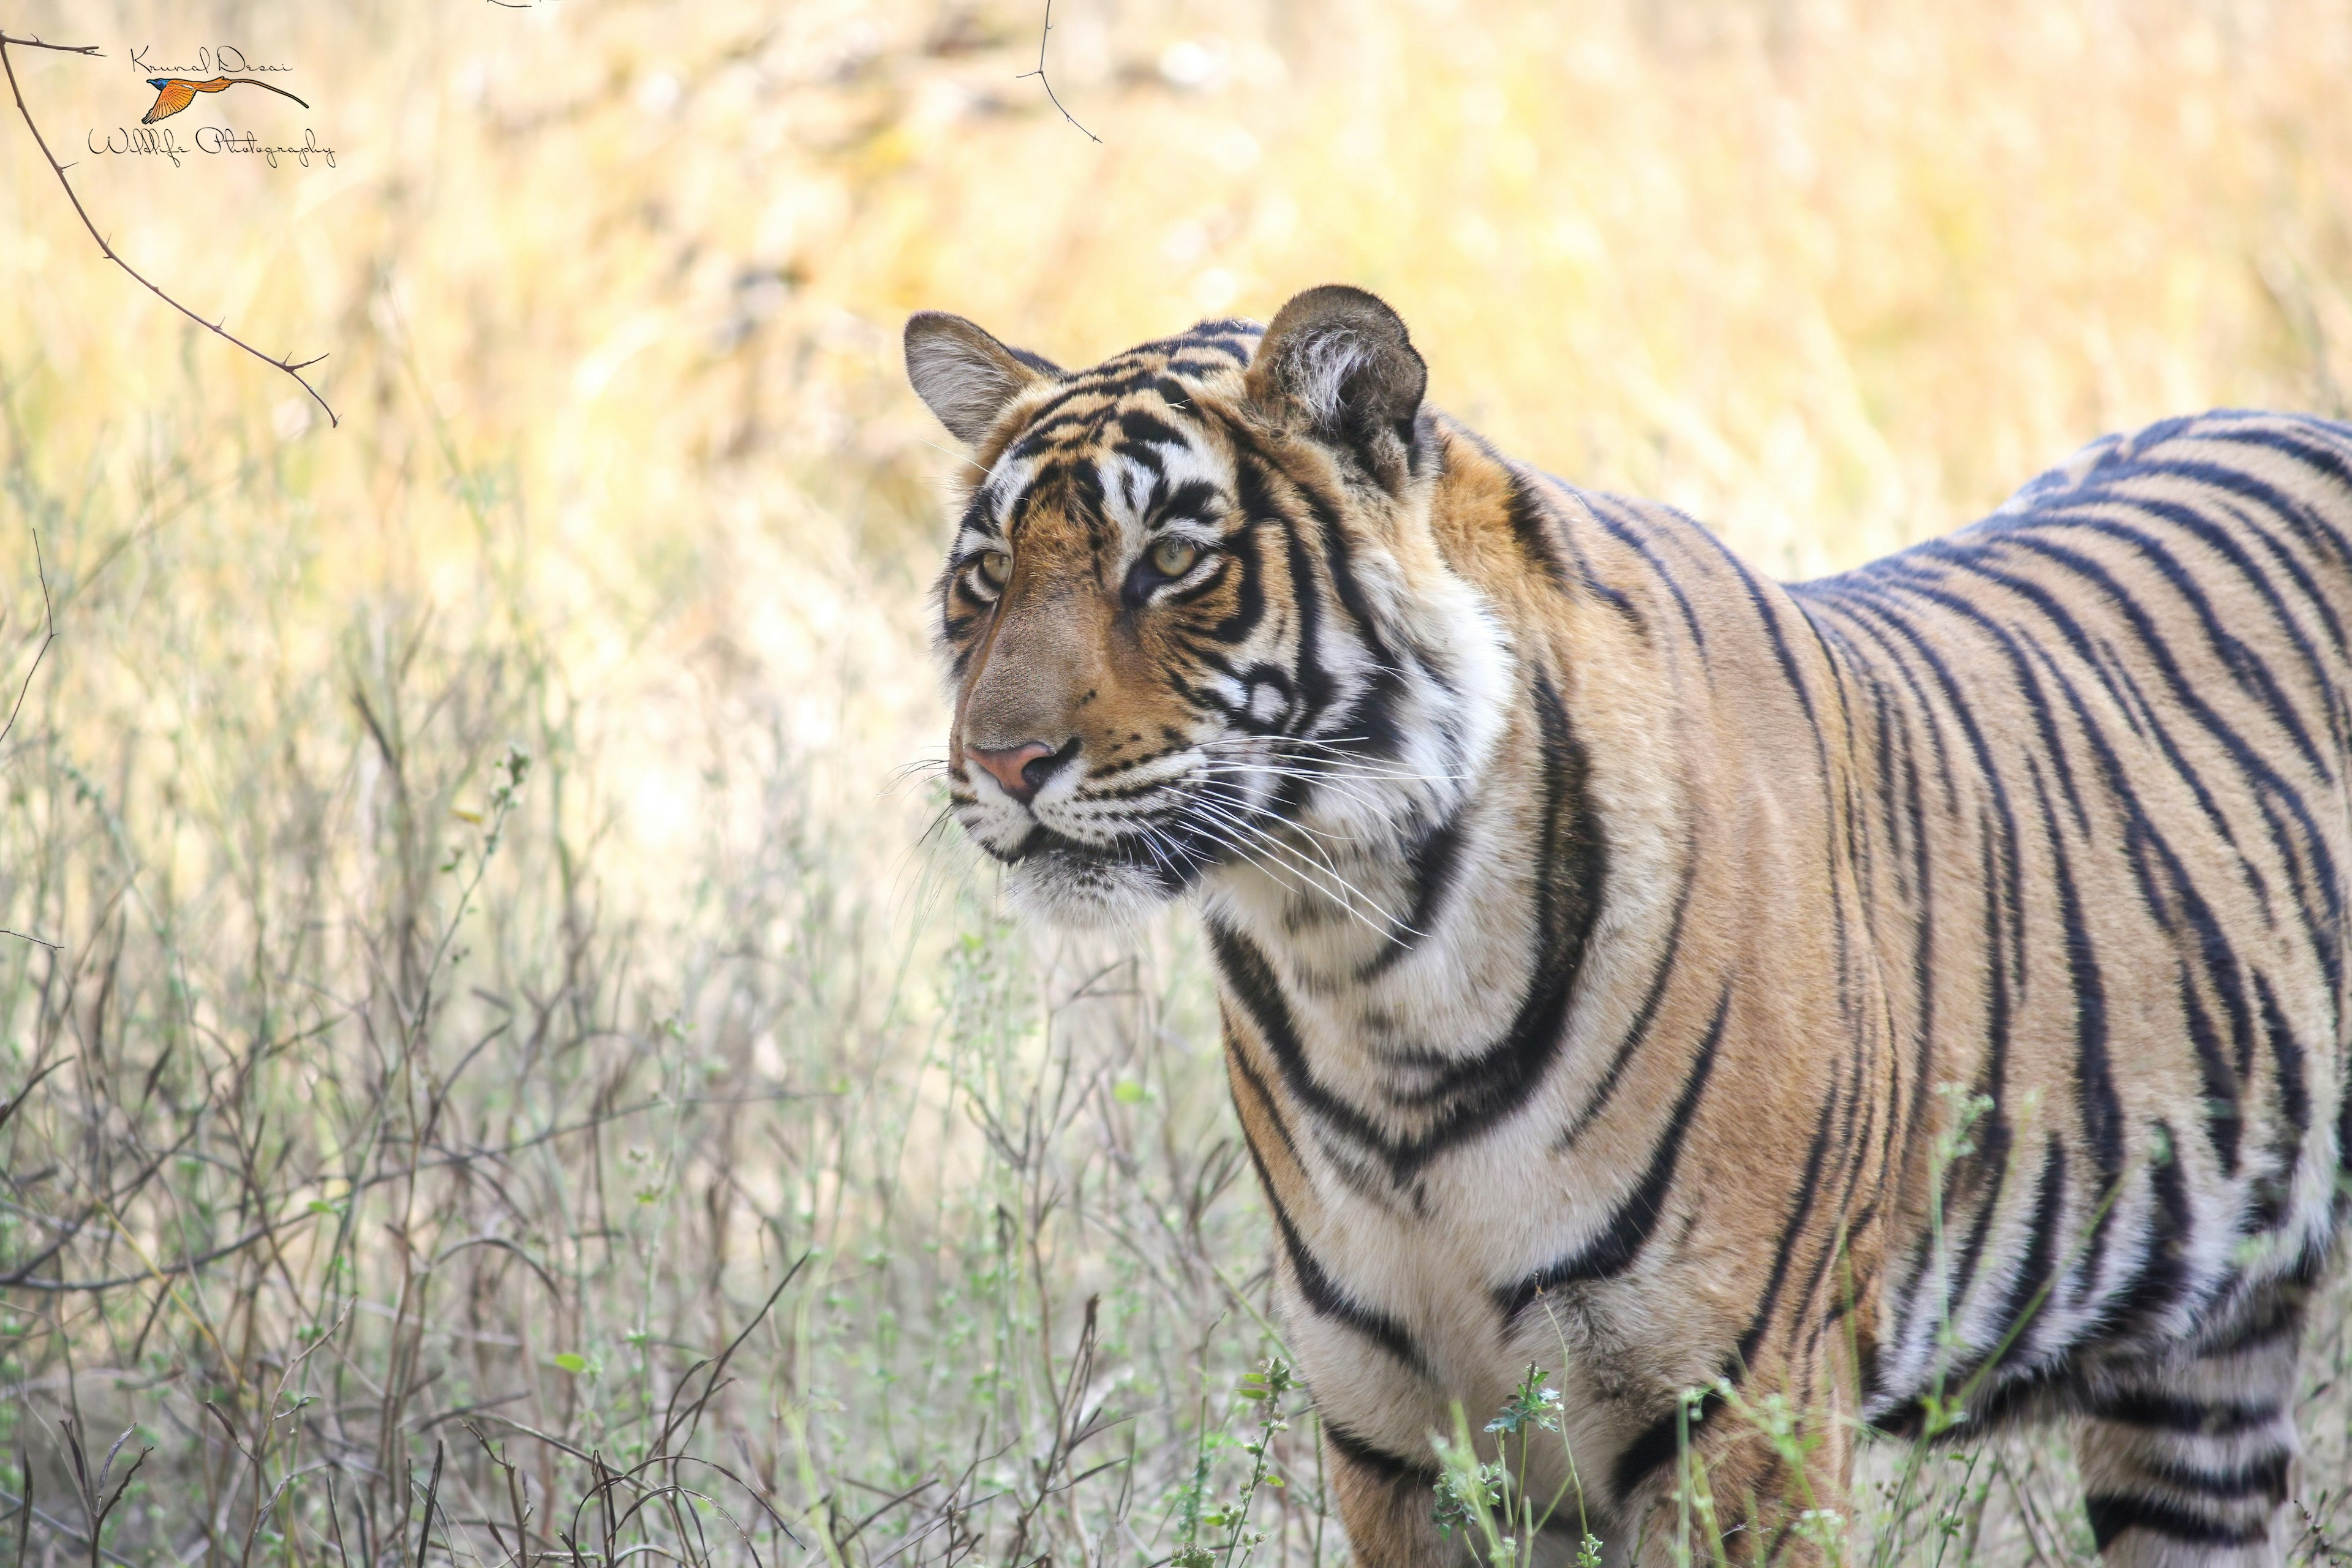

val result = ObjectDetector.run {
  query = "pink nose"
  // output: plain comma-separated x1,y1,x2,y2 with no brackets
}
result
965,741,1057,802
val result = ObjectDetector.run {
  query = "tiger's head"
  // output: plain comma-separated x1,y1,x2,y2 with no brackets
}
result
906,285,1510,929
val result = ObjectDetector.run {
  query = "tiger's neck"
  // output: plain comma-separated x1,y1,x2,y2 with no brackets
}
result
1192,427,1674,1185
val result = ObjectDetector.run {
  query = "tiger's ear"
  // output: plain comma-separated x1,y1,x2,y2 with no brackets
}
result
904,312,1063,446
1244,285,1427,481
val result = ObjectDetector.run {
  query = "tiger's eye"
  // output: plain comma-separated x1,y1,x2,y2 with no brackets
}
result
976,550,1011,589
1150,537,1200,578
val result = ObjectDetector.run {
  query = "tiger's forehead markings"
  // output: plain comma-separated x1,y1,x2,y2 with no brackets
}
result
974,322,1259,546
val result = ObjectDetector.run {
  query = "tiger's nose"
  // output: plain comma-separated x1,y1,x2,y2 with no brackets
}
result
965,739,1074,804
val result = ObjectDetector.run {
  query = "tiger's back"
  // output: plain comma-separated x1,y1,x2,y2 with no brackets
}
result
1447,407,2352,1562
1795,412,2352,1411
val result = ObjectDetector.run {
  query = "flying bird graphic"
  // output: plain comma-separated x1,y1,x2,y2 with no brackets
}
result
141,76,311,125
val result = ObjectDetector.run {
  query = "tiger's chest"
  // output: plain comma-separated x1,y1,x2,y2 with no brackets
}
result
1218,926,1739,1502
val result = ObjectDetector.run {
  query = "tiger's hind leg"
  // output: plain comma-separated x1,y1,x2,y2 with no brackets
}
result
2075,1279,2311,1567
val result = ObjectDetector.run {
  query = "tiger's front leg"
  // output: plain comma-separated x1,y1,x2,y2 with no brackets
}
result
1324,1429,1464,1568
1323,1427,1594,1568
1615,1362,1860,1568
1321,1373,1860,1568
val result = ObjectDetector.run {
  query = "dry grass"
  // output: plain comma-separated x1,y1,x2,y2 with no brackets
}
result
0,0,2347,1564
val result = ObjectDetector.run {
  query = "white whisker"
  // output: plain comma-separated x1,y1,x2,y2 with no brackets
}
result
1178,790,1415,942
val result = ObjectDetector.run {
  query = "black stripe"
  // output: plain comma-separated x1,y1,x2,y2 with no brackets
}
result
2002,532,2342,1001
1975,1137,2067,1384
1984,628,2255,1175
1496,987,1730,1322
2087,1389,2282,1436
1557,858,1695,1146
2027,759,2128,1297
2252,970,2313,1142
2146,1450,2292,1502
1358,811,1466,979
2195,1286,2307,1357
2049,510,2329,778
2084,1493,2272,1550
1820,589,2031,995
1210,451,1278,646
1224,1020,1302,1167
1875,565,2093,833
2086,473,2352,756
2192,424,2352,576
1322,1417,1436,1483
2162,451,2352,620
1582,494,1709,650
1325,671,1604,1175
2104,1119,2199,1341
2199,421,2352,568
1540,482,1644,628
1237,1132,1430,1376
1291,468,1401,689
1611,1376,1730,1501
1904,545,2260,891
1502,466,1573,589
1869,818,2011,1398
1209,920,1393,1156
1738,1076,1846,1370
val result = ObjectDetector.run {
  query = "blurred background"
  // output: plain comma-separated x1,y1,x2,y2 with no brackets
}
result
1,0,2347,1562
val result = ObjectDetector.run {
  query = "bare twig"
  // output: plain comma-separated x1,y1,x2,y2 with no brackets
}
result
13,1451,30,1568
0,525,53,752
652,1251,812,1458
415,1441,446,1568
0,1477,144,1568
0,1087,804,1292
53,1418,151,1568
1015,0,1099,144
0,33,339,426
0,32,94,58
0,519,58,948
0,1060,64,1140
2297,1499,2351,1568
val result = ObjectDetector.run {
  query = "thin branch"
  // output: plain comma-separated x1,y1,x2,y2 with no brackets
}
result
0,1213,293,1293
0,34,338,426
0,1090,809,1291
0,33,96,58
1,526,54,752
0,524,58,950
1015,0,1099,144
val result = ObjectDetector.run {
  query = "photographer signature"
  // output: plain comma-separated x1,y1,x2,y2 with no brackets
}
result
87,125,337,170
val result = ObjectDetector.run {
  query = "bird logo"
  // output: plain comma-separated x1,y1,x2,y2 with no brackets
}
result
141,76,310,125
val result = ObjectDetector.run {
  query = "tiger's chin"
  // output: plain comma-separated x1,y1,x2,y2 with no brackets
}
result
1001,848,1180,930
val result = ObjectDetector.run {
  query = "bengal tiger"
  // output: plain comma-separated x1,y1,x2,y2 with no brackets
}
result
903,284,2352,1567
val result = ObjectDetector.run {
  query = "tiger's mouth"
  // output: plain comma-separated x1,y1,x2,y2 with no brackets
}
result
1009,811,1219,881
954,733,1442,929
1005,823,1168,873
955,771,1272,925
987,819,1195,926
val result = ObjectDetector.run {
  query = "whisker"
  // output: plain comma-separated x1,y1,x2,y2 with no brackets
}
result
1171,808,1325,912
1178,791,1415,942
1192,736,1466,786
1196,759,1389,816
1183,804,1396,918
1185,777,1355,851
